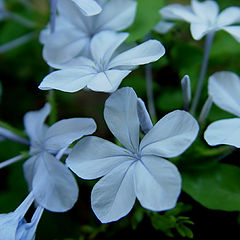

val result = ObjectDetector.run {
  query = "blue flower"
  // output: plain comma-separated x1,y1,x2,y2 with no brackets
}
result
67,87,199,223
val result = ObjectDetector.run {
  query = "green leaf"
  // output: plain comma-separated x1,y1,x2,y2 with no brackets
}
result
182,164,240,211
127,0,165,42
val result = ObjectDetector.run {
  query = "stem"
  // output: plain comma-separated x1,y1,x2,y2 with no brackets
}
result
0,32,36,54
0,154,27,169
4,12,35,28
50,0,57,33
190,32,215,114
145,33,157,123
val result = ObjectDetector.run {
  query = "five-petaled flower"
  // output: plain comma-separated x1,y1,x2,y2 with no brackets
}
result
39,31,165,93
66,87,199,223
204,71,240,148
158,0,240,41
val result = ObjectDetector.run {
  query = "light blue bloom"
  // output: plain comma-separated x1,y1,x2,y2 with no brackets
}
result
158,0,240,41
39,31,165,93
67,87,199,223
41,0,137,65
23,103,97,212
70,0,102,16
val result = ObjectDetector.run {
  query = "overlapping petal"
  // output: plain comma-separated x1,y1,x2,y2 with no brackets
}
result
204,118,240,147
104,87,139,151
91,160,136,223
96,0,137,31
209,71,240,117
44,118,96,151
23,103,50,143
67,136,132,179
140,110,199,158
134,155,181,211
32,152,79,212
71,0,102,16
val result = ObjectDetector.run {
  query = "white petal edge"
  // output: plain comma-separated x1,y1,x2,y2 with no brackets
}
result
217,7,240,27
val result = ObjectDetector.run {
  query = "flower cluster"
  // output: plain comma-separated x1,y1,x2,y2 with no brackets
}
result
0,0,240,238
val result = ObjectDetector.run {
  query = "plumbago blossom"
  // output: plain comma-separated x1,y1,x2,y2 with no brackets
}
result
66,87,199,223
39,31,165,93
204,71,240,147
157,0,240,41
69,0,102,16
41,0,137,65
0,103,96,239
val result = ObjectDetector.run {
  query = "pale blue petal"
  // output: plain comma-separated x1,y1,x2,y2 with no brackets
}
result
204,118,240,147
45,118,96,151
191,0,219,25
39,68,96,92
109,40,165,68
154,21,175,34
96,0,137,31
140,110,199,158
209,71,240,117
90,31,129,65
43,29,88,65
32,152,79,212
134,155,181,211
23,156,38,190
72,0,102,16
104,87,139,151
87,70,131,92
91,160,136,223
217,7,240,27
66,136,132,179
190,22,210,40
24,103,50,143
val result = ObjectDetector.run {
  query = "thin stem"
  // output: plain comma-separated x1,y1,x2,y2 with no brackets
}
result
0,32,36,54
4,12,35,28
50,0,57,33
145,33,157,123
190,32,215,114
0,154,27,169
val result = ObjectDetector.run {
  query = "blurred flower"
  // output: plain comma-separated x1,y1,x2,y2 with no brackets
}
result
158,0,240,41
39,31,165,93
41,0,137,65
23,103,97,212
67,87,199,223
204,71,240,147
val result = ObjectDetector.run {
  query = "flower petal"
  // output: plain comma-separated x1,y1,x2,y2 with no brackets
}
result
91,160,136,223
66,136,131,179
191,0,219,25
24,103,50,143
45,118,96,151
190,22,210,40
39,68,96,92
209,71,240,117
71,0,102,16
90,31,129,64
135,155,181,211
222,26,240,42
160,4,197,22
87,70,131,92
23,156,38,190
217,7,240,27
204,118,240,147
154,21,175,34
109,40,165,68
96,0,137,31
104,87,139,151
32,152,79,212
140,110,199,158
43,29,88,65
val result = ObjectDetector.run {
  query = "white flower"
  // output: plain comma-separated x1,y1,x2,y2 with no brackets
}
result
159,0,240,41
23,103,97,212
204,71,240,147
39,31,165,93
41,0,137,65
66,87,199,223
